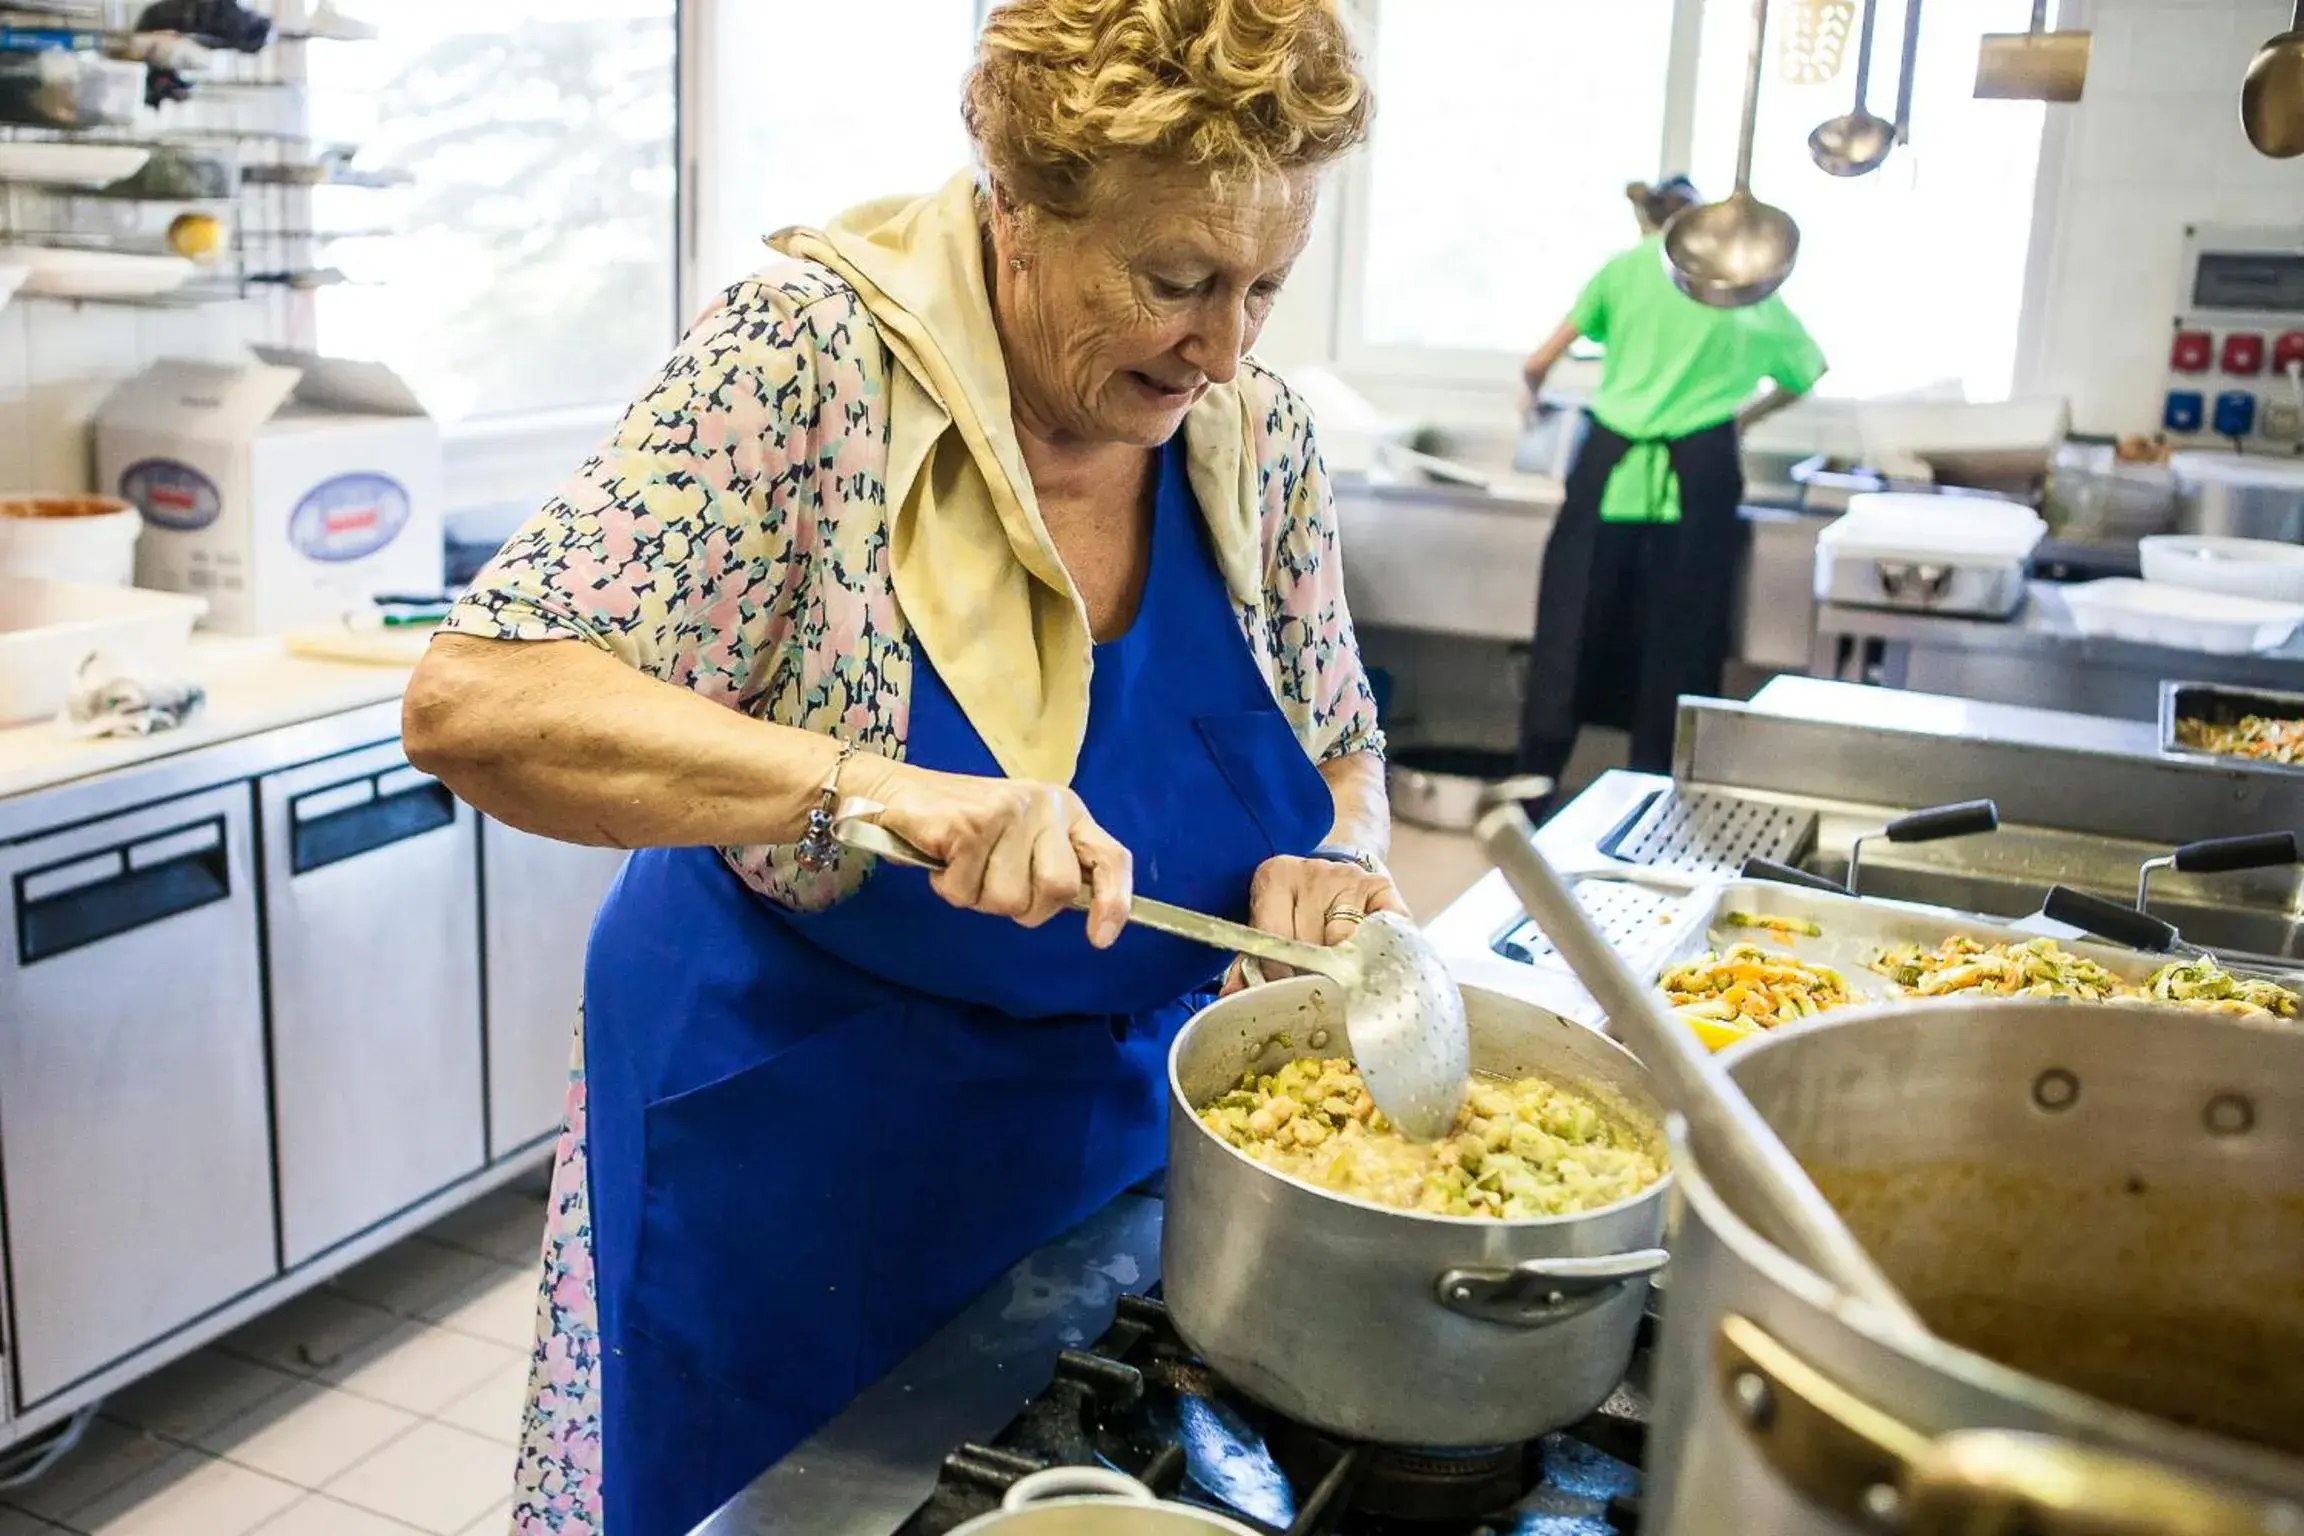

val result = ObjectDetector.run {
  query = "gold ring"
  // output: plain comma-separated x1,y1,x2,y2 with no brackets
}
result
1325,903,1367,927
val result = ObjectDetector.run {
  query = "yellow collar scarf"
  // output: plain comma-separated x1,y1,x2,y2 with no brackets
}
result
771,171,1263,786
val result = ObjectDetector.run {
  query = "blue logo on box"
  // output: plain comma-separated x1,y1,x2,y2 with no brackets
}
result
288,473,410,563
120,458,222,531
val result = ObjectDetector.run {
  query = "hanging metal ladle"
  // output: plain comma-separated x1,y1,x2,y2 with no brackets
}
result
832,799,1471,1141
1808,0,1895,176
2244,0,2304,159
1665,0,1802,308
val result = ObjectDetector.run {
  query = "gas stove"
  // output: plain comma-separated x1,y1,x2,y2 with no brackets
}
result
891,1293,1650,1536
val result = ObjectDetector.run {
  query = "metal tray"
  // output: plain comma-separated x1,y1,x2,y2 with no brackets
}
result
2159,679,2304,776
1646,878,2296,1004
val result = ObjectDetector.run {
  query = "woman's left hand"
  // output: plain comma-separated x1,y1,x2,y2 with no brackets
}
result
1223,855,1411,993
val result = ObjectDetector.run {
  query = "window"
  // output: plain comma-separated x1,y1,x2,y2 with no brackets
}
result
697,2,983,297
1344,0,1681,370
1687,0,2046,401
1342,0,2051,402
302,0,680,425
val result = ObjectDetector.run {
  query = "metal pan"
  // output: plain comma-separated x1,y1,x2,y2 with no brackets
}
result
1650,879,2304,1011
2159,678,2304,775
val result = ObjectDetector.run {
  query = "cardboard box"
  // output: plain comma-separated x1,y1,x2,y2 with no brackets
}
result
97,348,442,635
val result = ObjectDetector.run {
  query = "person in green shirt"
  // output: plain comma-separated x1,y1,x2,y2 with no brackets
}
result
1514,176,1827,781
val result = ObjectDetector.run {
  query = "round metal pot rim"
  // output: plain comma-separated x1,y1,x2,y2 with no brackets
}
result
1166,977,1674,1231
1684,997,2304,1491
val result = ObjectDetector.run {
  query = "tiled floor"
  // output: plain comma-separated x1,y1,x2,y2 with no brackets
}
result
0,1186,548,1536
0,833,1493,1536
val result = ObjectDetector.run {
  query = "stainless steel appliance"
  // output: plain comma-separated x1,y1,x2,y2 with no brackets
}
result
0,785,275,1405
478,819,624,1156
260,743,484,1265
2171,449,2304,542
868,1288,1654,1535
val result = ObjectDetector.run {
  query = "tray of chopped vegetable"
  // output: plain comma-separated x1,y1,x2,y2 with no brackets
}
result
1649,879,2302,1051
2160,680,2304,773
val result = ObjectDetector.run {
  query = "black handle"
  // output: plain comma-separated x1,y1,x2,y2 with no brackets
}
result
1740,857,1848,895
2170,831,2300,876
15,817,231,965
1884,799,2001,844
2040,885,2179,954
291,772,456,874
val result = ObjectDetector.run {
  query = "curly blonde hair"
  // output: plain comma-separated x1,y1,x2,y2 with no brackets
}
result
964,0,1371,219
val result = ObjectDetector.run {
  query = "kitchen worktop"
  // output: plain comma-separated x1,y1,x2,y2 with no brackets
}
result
1812,580,2304,719
0,635,411,801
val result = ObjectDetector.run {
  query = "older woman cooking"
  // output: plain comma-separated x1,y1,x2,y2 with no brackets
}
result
403,2,1387,1531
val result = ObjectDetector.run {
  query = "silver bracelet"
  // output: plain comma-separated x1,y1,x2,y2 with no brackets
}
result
794,739,858,872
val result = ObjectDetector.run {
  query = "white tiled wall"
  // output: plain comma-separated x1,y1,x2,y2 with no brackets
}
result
0,300,272,498
2027,0,2304,434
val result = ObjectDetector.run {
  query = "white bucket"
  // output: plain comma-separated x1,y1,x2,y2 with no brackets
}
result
0,496,142,587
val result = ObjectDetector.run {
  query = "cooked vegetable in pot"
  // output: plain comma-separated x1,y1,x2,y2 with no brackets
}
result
2140,957,2299,1019
1871,936,2300,1019
1871,934,2127,1001
1721,910,1825,939
2176,714,2304,765
1199,1059,1663,1220
1662,942,1855,1030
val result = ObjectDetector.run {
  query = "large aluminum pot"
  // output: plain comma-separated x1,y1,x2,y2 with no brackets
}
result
949,1469,1258,1535
1163,976,1669,1448
1647,1000,2304,1535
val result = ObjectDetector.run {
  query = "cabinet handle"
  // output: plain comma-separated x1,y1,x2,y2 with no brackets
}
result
290,770,456,875
15,817,231,965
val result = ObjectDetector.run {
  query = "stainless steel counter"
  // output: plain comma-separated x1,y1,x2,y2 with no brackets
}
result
1812,581,2304,720
693,1193,1164,1536
1429,677,2304,1004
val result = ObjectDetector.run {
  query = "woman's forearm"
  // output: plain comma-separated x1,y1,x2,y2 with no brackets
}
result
1318,751,1390,862
403,635,857,849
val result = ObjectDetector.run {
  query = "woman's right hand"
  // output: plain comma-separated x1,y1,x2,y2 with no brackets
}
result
847,760,1135,947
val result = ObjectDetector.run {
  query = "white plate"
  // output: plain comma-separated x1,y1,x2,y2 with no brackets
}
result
2061,577,2304,655
2139,534,2304,604
0,245,195,299
0,142,150,188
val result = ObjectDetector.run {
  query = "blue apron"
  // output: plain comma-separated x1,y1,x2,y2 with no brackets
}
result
580,435,1334,1536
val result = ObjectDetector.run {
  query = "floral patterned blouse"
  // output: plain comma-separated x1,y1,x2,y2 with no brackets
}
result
446,255,1383,1534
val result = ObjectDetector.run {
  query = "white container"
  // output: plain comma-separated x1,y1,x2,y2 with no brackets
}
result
0,496,142,587
1813,492,2045,617
2139,534,2304,604
0,245,195,300
97,349,443,635
2060,577,2304,655
0,576,206,727
0,142,150,188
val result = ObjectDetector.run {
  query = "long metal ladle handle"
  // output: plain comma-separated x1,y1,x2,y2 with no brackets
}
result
831,798,1337,975
1475,806,1928,1334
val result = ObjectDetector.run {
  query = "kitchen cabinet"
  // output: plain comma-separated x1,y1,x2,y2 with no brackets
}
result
260,743,484,1266
0,785,274,1405
479,820,624,1157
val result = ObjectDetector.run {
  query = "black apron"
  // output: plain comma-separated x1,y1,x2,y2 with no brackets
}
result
1515,414,1747,778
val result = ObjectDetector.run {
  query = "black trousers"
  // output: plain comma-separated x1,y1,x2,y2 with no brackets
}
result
1515,415,1748,778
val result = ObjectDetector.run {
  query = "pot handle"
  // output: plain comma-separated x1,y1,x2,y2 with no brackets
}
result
1001,1467,1160,1510
1716,1314,2303,1536
1436,1248,1669,1329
